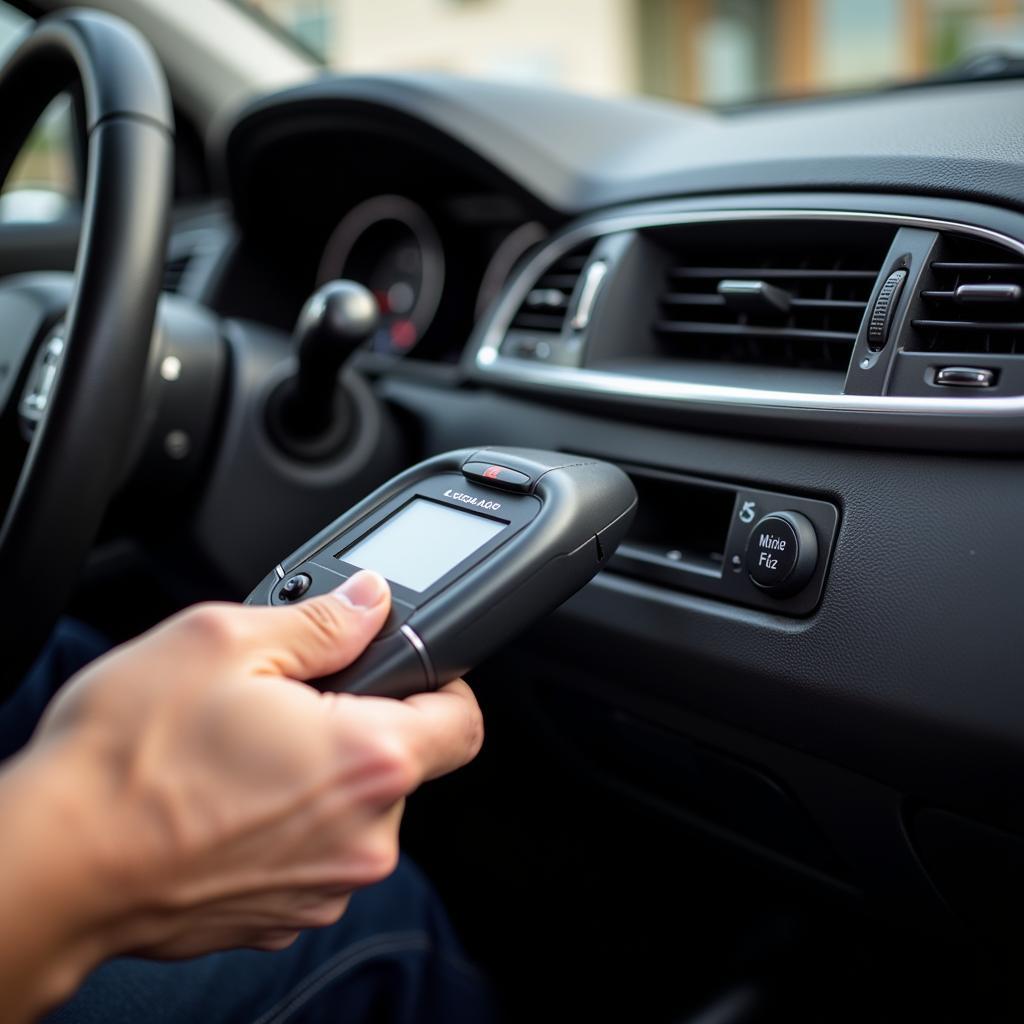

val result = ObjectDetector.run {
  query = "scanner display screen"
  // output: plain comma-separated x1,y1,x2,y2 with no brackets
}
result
338,498,506,592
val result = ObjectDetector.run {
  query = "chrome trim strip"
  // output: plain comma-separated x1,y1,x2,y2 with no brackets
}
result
274,564,285,580
473,207,1024,417
400,624,437,688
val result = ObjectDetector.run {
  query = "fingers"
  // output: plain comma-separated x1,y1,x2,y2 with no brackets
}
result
334,679,484,785
403,679,485,780
175,572,392,682
262,571,392,680
167,592,482,792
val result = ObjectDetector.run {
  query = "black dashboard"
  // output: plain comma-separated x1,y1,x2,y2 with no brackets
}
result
57,70,1024,958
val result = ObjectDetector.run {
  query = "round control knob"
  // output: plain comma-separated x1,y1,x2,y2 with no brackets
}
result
277,572,312,602
744,511,818,596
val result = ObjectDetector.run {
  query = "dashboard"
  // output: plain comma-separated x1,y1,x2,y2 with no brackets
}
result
99,70,1024,950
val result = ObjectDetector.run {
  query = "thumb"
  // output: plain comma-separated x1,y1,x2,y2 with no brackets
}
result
250,570,392,681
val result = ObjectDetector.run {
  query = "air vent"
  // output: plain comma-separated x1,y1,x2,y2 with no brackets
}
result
651,222,893,373
162,224,231,298
475,204,1024,442
163,252,191,293
910,236,1024,355
509,243,594,333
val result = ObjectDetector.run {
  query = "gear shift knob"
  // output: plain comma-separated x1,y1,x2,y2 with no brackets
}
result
268,280,379,459
289,280,379,437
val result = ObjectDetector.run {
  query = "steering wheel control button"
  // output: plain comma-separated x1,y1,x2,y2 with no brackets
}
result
745,511,818,596
866,268,908,351
18,329,65,428
461,461,532,491
278,573,312,602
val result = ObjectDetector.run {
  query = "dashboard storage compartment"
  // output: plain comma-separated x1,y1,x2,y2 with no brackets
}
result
612,469,735,582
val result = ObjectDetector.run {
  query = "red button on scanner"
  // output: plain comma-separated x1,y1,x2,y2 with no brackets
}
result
461,461,533,492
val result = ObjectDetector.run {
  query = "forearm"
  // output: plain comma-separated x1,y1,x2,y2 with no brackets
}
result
0,745,113,1022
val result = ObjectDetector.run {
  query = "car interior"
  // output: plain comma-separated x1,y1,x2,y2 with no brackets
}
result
2,1,1024,1021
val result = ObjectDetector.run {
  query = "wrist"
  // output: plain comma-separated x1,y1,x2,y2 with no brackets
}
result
0,740,123,1018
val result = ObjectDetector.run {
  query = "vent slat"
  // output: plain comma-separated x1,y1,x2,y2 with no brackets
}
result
669,267,877,281
922,289,1022,302
789,298,866,311
912,319,1024,333
512,313,567,331
557,255,590,272
662,293,866,311
163,255,190,293
909,238,1024,355
929,261,1024,274
508,242,595,335
535,274,581,289
654,321,857,344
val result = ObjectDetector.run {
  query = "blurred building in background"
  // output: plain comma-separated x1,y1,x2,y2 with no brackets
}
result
253,0,1024,104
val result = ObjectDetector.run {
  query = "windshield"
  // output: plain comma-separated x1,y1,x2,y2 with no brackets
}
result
238,0,1024,105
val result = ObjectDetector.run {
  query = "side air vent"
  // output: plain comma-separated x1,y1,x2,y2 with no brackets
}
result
651,222,893,374
162,223,232,298
509,243,594,333
910,237,1024,355
499,242,597,364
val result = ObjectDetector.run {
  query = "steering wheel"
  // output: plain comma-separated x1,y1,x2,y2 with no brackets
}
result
0,11,173,698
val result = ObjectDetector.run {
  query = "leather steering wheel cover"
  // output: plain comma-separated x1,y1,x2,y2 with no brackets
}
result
0,11,173,690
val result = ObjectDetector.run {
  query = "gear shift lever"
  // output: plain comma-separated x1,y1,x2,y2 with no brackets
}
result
268,280,379,460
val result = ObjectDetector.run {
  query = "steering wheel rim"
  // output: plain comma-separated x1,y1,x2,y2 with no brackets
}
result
0,11,173,696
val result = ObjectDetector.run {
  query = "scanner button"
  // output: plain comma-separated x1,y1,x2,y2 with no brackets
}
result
462,461,532,491
278,573,312,601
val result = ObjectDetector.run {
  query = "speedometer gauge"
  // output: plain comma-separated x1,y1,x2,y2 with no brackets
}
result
317,196,445,356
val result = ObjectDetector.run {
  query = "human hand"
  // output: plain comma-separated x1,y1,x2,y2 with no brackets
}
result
0,571,482,1015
